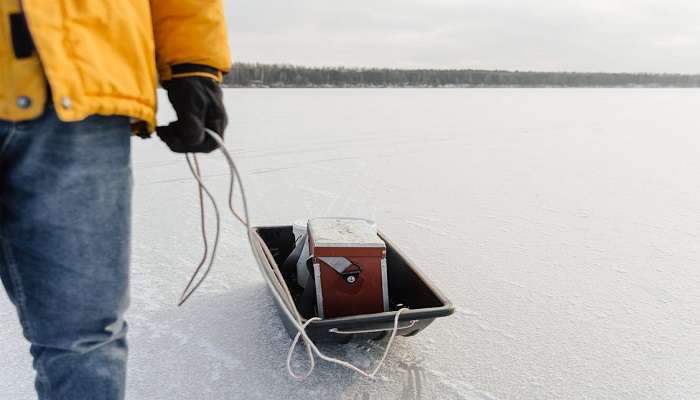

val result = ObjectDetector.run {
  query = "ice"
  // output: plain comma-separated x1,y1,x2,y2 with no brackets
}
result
2,89,700,399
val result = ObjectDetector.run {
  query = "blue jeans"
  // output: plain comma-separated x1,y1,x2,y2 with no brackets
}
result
0,107,132,400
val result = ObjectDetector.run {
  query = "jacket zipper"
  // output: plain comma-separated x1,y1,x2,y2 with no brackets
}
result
17,0,52,105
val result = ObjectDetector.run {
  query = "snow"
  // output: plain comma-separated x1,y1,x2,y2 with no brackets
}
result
308,218,384,247
2,88,700,399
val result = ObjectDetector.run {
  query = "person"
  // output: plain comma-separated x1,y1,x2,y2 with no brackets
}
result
0,0,230,398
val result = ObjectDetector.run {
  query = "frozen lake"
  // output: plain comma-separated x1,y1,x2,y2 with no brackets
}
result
1,88,700,399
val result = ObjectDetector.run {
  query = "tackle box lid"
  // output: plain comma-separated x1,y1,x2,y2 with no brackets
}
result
308,218,385,249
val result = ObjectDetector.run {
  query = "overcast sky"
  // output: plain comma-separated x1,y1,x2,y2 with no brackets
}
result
225,0,700,74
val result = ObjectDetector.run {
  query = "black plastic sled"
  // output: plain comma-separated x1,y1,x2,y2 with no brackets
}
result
252,225,455,344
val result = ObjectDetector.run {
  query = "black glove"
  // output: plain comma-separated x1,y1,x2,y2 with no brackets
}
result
157,75,227,153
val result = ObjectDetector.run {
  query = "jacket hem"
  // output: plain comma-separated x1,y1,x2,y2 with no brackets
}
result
53,95,156,133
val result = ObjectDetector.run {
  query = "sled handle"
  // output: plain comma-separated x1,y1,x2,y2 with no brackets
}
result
328,320,417,335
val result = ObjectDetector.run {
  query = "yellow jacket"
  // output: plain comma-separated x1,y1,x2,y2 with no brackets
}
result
0,0,230,130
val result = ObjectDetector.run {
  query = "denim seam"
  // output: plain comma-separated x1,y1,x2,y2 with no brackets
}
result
0,237,52,395
0,124,17,162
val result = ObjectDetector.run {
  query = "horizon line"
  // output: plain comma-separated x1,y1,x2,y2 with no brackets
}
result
232,61,700,77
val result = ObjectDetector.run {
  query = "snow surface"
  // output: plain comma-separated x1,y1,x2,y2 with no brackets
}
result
309,218,384,247
2,88,700,399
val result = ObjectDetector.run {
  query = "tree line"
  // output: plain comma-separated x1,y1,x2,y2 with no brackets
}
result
223,62,700,88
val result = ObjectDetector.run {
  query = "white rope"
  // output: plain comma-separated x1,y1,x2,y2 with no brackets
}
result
178,154,220,306
286,308,408,380
181,128,409,380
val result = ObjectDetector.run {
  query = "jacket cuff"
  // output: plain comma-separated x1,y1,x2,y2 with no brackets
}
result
170,63,223,82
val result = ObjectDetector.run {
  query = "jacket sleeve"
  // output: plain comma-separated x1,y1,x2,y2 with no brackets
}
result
151,0,231,81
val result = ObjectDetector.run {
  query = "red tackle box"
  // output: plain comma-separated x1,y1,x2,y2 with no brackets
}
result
307,218,389,319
